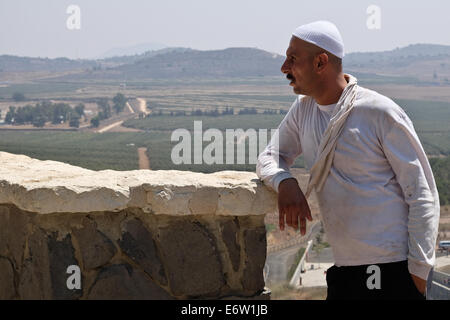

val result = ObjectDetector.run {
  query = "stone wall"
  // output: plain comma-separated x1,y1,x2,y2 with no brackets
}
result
0,152,277,300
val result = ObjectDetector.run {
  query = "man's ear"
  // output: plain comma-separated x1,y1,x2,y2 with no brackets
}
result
316,53,329,72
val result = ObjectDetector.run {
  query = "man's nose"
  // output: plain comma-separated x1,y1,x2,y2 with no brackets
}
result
281,60,289,74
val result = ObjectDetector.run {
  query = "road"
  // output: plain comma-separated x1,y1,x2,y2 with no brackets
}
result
265,222,322,285
97,120,124,133
94,98,145,133
265,245,301,285
138,147,150,169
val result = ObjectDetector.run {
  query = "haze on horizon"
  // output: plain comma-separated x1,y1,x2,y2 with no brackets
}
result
1,0,449,59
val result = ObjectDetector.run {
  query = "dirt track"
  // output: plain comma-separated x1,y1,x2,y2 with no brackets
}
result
138,147,150,169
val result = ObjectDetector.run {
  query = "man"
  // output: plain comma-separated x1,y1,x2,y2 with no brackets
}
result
256,21,440,300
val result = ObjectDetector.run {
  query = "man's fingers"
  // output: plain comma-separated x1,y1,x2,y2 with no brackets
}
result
286,207,292,228
306,207,313,221
300,218,306,236
300,202,313,222
293,208,299,230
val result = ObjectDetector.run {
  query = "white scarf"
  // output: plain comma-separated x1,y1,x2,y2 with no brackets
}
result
305,74,358,198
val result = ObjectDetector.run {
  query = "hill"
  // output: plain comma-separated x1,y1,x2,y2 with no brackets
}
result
344,44,450,84
0,55,96,73
2,43,450,84
52,47,285,81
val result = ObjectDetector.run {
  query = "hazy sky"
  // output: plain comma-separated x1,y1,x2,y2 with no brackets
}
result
1,0,449,59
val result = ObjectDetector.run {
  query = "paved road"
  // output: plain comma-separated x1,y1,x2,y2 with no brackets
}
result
265,245,301,285
265,222,323,285
300,247,334,288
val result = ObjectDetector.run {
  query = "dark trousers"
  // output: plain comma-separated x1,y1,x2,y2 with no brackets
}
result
326,260,426,300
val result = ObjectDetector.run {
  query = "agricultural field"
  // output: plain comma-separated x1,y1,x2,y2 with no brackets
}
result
0,78,449,205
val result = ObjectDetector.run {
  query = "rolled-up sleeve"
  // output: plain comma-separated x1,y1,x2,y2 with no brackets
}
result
381,111,440,280
256,98,303,193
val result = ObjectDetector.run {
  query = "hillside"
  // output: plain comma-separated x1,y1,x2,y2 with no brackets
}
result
344,44,450,84
0,55,96,73
2,44,450,84
51,47,285,81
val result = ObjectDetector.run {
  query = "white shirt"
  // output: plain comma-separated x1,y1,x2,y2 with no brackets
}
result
256,84,440,280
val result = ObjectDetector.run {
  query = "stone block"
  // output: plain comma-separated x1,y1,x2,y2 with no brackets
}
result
242,226,266,294
18,228,52,299
87,264,173,300
0,257,16,299
48,233,82,300
158,220,225,297
119,218,167,285
0,205,29,272
220,218,241,272
73,219,117,270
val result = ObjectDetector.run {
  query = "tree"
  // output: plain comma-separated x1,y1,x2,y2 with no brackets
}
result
90,116,100,128
112,93,127,114
74,103,85,119
12,92,26,102
32,116,46,128
5,106,16,124
69,111,81,128
97,99,111,120
52,103,71,124
69,117,80,128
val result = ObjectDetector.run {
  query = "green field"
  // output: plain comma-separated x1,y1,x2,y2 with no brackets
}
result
123,114,284,131
0,129,303,172
0,131,142,171
0,98,448,204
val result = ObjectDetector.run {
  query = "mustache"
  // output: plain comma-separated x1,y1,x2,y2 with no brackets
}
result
286,74,294,81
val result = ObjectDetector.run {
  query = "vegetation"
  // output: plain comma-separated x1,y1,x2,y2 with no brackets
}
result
3,101,85,127
430,157,450,205
12,92,26,102
96,98,112,120
123,114,284,131
113,93,127,114
0,131,141,171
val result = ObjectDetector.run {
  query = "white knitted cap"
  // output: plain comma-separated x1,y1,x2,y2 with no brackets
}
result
292,21,345,59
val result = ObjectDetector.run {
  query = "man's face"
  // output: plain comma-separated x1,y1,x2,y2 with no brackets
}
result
281,37,317,95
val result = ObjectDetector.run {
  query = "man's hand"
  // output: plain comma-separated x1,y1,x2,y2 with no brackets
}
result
410,274,426,296
278,178,312,234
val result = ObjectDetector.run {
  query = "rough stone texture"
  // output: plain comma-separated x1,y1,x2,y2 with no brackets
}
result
87,264,173,300
47,233,82,300
158,220,225,297
72,219,117,270
242,226,267,294
221,219,241,272
0,205,29,273
118,218,167,285
2,204,269,300
0,152,274,300
0,152,277,215
18,228,52,299
0,257,16,299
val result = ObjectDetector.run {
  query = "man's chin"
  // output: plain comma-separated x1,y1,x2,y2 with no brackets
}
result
292,87,302,95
